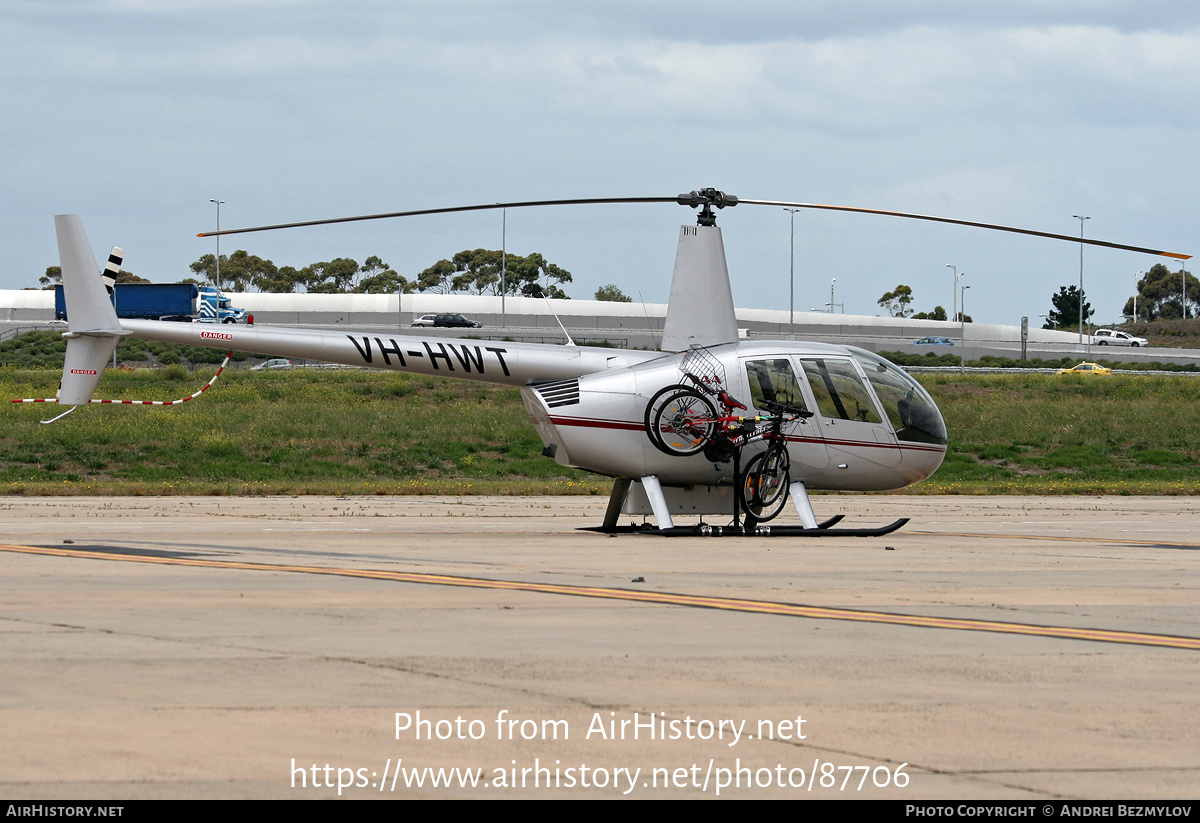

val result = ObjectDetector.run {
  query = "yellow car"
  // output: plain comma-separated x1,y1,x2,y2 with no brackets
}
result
1056,362,1112,376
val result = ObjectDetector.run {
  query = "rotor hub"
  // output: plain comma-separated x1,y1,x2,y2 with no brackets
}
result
676,188,738,226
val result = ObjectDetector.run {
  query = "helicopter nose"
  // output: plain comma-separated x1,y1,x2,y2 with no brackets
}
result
900,444,947,486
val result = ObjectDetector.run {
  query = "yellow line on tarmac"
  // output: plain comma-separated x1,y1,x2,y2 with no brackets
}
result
5,543,1199,651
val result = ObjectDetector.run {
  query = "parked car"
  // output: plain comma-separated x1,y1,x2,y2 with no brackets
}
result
431,313,482,328
913,336,954,346
411,314,438,327
1092,329,1147,347
251,358,293,371
1057,362,1112,376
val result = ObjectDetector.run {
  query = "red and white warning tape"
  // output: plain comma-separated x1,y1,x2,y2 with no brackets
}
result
12,351,232,408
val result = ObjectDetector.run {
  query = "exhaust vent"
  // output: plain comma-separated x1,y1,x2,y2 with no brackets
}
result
533,378,580,408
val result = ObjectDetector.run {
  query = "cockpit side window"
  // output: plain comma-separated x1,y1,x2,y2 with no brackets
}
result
849,349,948,445
744,359,807,412
799,358,883,424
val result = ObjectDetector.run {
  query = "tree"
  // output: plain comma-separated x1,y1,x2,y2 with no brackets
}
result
595,284,632,302
417,259,458,294
112,269,150,284
448,249,505,295
190,250,277,292
356,256,391,291
255,265,305,294
354,270,414,294
190,253,220,287
303,258,359,293
1043,285,1093,330
912,306,948,321
1122,264,1199,321
416,250,572,298
877,284,914,318
352,256,415,293
510,252,572,299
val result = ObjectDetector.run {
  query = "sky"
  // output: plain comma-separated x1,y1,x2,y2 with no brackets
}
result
2,0,1198,325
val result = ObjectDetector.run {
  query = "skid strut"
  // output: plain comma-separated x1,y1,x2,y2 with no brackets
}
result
591,477,909,537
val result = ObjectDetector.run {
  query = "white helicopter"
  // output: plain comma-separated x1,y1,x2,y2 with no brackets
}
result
43,189,1189,536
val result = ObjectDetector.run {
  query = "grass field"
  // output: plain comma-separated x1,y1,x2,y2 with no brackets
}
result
2,366,1198,496
916,372,1200,494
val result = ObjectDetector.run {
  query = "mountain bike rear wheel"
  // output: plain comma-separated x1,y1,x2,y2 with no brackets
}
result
643,383,689,452
646,388,718,457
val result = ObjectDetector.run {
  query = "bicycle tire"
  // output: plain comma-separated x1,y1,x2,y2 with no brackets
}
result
643,383,692,451
647,388,718,457
741,446,790,522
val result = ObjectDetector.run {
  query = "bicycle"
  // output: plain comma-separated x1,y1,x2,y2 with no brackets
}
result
643,372,745,458
738,399,804,522
644,375,809,523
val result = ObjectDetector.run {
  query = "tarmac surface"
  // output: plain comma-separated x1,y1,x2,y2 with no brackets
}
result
1,494,1198,799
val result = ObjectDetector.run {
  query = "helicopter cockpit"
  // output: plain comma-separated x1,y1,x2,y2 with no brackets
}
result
847,348,947,445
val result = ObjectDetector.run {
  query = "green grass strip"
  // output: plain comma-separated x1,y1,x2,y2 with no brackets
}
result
2,368,1198,496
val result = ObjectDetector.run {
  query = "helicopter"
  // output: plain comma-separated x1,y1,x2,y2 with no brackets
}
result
41,189,1190,536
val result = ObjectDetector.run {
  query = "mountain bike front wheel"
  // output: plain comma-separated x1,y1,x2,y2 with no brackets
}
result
741,446,790,522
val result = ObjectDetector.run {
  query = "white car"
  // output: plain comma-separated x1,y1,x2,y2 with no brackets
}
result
411,314,437,327
1093,329,1147,347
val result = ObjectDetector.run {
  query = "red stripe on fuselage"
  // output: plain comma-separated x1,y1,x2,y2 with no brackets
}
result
547,415,947,454
547,415,645,431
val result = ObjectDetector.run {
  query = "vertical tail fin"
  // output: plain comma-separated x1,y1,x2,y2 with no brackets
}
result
54,215,128,406
659,224,738,352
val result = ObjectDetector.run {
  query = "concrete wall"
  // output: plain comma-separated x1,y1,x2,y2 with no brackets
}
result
6,289,1195,364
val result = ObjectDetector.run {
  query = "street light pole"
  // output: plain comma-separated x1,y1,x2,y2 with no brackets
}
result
830,278,836,314
210,199,224,291
946,264,957,320
1073,214,1090,348
960,284,971,373
1183,265,1189,321
501,206,506,331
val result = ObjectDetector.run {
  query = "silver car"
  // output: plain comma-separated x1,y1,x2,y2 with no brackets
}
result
1093,329,1147,347
251,358,293,370
411,314,437,327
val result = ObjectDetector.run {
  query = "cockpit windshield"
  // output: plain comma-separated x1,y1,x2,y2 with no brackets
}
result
849,348,947,445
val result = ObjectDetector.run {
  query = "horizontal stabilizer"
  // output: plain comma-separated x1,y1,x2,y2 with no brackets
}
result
57,333,120,405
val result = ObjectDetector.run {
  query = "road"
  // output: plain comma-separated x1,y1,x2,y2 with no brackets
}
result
2,494,1198,799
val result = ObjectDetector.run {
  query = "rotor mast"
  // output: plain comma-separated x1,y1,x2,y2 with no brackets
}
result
661,189,741,352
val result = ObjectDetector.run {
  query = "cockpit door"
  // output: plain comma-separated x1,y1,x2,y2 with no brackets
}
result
740,357,829,472
797,356,902,468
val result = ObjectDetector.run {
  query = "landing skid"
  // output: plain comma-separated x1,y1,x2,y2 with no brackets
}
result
583,516,908,537
592,476,909,537
663,518,908,537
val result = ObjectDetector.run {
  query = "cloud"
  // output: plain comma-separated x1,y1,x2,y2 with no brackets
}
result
1,1,1196,322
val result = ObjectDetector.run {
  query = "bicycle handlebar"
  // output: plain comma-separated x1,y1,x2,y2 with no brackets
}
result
760,399,814,419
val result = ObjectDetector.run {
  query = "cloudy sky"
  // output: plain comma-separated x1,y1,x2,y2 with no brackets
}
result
3,0,1197,325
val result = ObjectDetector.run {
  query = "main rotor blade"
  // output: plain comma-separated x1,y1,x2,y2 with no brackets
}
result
738,199,1191,260
199,189,1191,261
197,196,679,238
